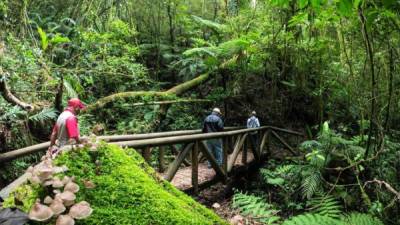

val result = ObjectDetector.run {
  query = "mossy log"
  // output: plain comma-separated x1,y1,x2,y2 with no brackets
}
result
85,73,210,112
3,144,229,225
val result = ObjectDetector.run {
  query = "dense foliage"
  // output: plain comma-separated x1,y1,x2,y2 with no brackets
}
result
1,0,399,224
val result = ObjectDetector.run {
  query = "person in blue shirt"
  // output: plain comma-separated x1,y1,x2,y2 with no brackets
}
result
247,111,260,153
202,108,224,167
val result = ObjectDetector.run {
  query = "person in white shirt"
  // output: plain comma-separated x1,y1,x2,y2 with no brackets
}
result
246,111,260,152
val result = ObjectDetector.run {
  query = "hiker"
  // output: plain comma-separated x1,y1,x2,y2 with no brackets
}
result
247,111,260,153
47,98,86,157
202,108,224,167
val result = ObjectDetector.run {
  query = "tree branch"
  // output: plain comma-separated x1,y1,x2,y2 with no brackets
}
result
0,69,34,111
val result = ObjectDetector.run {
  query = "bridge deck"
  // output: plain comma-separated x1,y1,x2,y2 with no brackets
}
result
165,151,254,190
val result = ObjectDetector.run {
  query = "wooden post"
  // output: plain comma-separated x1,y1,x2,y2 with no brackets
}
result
192,141,199,195
171,144,191,166
260,130,270,156
143,147,151,163
242,135,248,165
158,146,165,172
223,137,228,175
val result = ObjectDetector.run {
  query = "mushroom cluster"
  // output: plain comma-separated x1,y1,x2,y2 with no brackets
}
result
26,158,94,224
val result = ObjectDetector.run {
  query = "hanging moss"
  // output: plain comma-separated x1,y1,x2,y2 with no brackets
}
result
51,143,228,225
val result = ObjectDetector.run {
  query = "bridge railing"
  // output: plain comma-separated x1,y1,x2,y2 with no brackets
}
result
0,127,240,163
0,126,303,198
112,126,303,194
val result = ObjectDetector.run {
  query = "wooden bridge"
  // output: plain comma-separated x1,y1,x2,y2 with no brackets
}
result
0,126,303,199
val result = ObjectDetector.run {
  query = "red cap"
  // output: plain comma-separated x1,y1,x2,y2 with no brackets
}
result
68,98,85,109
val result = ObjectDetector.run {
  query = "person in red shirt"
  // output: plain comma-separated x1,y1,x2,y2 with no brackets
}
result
47,98,85,156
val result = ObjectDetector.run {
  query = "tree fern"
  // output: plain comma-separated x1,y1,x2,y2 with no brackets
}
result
232,192,280,224
28,108,58,123
307,195,342,219
301,169,322,199
191,15,227,33
345,213,384,225
282,213,384,225
282,213,340,225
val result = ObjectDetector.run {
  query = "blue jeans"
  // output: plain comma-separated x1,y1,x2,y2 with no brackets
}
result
205,139,223,167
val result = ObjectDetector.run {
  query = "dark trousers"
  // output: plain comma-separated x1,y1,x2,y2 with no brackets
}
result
248,133,259,153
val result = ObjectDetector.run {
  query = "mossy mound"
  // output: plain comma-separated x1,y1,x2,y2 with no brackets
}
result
51,143,228,225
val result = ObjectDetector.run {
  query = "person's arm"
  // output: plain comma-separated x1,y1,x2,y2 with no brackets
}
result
218,117,224,131
256,118,260,127
66,116,80,144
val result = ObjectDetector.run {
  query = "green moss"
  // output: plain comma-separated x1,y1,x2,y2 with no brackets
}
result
53,143,228,225
3,184,40,212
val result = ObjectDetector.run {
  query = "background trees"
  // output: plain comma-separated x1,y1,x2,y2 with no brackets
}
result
0,0,399,223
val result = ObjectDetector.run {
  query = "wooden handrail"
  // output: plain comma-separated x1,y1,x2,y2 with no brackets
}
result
0,127,241,163
0,125,303,199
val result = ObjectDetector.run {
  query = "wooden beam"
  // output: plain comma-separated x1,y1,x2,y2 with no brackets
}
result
158,146,165,172
192,141,199,195
259,130,270,154
271,130,297,155
222,137,228,175
242,136,248,165
171,145,191,166
163,143,193,181
142,147,151,163
200,141,226,179
227,134,248,172
268,126,303,136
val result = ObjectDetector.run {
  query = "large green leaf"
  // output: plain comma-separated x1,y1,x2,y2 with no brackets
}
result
337,0,353,16
37,27,48,50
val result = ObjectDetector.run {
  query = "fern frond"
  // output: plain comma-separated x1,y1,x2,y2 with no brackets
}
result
344,213,384,225
307,195,343,219
63,79,78,98
301,170,322,199
191,15,227,33
29,108,58,123
282,213,340,225
182,47,218,58
232,192,280,224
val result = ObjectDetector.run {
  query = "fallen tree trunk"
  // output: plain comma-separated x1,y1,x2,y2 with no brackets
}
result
0,69,34,110
84,73,210,112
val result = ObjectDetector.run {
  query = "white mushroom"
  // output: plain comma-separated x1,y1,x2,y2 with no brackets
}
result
64,181,79,193
56,215,75,225
50,197,66,215
59,191,76,207
43,196,53,205
62,176,71,185
69,201,93,219
52,177,64,188
29,202,54,221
